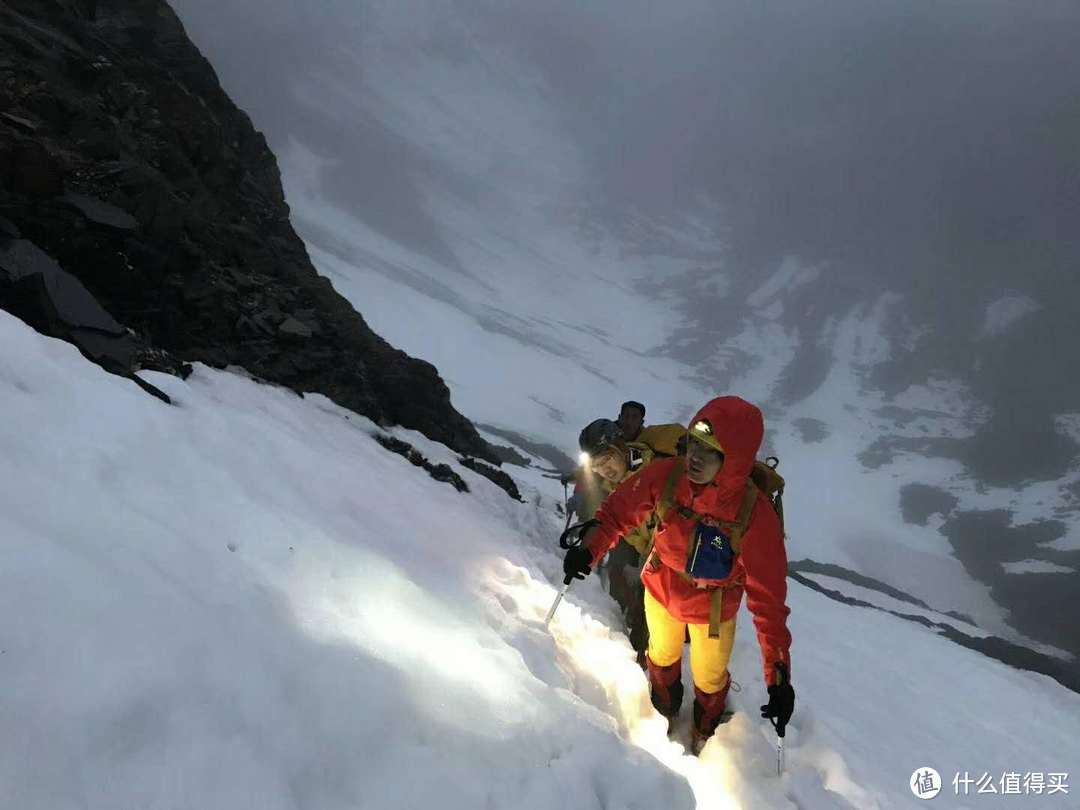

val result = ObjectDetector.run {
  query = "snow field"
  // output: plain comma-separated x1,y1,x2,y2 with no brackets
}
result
2,312,1077,809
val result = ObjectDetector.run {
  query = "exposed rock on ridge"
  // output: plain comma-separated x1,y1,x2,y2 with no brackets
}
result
0,0,498,463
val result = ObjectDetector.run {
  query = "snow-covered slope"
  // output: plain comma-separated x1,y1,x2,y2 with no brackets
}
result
3,311,1076,809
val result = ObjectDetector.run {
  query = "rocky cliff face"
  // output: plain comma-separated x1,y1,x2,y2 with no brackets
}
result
0,0,498,463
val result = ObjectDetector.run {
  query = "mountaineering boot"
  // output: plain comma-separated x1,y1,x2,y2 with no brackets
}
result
646,655,683,733
691,678,732,755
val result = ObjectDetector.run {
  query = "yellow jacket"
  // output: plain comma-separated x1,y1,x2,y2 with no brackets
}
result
603,423,686,553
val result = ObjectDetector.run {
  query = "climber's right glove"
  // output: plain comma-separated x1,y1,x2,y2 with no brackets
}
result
562,545,593,582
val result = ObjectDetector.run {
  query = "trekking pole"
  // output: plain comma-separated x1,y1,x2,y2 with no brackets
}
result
766,712,786,776
545,475,577,628
544,575,574,627
559,474,575,535
545,519,599,628
768,661,790,777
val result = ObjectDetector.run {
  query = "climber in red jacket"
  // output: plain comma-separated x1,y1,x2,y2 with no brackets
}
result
563,395,794,751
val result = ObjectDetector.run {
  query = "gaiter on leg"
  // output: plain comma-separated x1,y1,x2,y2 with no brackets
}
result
646,656,684,718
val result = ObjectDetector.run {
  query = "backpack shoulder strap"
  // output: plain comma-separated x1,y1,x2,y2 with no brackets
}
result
726,480,759,553
637,458,684,574
656,457,684,521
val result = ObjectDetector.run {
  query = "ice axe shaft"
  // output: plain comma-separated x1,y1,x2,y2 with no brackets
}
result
544,576,574,626
777,736,784,777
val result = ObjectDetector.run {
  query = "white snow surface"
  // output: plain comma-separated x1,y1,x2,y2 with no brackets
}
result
979,294,1042,338
1002,560,1076,576
3,312,1078,809
795,574,991,639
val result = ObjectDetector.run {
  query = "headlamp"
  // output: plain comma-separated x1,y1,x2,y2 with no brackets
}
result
689,419,724,453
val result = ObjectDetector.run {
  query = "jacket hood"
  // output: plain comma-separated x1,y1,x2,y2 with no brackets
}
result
685,396,763,514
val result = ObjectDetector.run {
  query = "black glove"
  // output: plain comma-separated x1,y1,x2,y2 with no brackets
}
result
563,545,593,583
760,662,794,737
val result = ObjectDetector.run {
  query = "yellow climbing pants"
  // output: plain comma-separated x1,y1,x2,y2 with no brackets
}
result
644,588,736,693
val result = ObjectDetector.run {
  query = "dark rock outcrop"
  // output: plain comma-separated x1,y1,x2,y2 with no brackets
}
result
374,434,470,495
0,233,182,402
0,0,498,463
459,457,524,502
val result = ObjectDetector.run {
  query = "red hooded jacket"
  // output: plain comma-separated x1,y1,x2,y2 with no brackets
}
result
587,396,792,686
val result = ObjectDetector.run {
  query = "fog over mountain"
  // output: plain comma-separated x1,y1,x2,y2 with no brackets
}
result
171,0,1080,663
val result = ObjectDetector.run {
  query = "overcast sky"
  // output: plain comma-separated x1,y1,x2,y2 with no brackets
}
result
172,0,1080,482
491,0,1080,468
